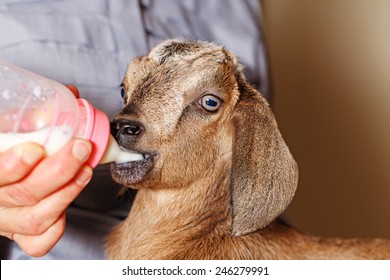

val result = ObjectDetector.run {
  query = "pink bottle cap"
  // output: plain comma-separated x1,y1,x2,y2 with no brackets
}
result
76,99,110,167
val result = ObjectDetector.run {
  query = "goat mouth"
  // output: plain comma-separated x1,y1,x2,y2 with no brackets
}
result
110,152,157,186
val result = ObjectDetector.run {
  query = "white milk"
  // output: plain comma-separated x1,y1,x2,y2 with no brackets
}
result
0,125,74,155
100,135,144,163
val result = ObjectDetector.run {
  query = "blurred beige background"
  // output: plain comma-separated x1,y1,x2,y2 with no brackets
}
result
262,0,390,239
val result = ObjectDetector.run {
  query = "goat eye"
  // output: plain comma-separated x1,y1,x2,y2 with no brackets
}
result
120,87,126,99
198,94,223,112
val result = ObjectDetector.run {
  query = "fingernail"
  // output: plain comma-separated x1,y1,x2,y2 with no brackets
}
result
75,166,93,186
22,146,43,165
72,140,92,162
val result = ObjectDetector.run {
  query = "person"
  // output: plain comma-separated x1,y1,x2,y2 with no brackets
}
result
0,0,269,259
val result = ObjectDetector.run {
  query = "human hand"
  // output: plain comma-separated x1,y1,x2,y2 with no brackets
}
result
0,139,93,257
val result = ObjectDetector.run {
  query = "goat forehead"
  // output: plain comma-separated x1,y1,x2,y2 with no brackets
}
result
121,68,187,133
148,39,226,64
128,59,228,103
122,42,238,123
127,69,184,107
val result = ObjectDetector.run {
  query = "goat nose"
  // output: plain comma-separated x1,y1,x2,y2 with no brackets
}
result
111,119,144,137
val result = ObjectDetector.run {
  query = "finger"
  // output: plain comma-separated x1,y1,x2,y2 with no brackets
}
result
13,213,66,257
0,139,92,207
0,143,44,186
65,85,80,99
0,166,92,234
0,231,13,240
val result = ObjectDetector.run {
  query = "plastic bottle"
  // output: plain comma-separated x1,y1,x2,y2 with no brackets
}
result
0,61,143,167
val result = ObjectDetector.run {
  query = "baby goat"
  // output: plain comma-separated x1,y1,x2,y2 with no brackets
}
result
106,39,390,259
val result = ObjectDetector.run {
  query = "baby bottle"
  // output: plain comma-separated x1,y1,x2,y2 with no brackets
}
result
0,61,142,167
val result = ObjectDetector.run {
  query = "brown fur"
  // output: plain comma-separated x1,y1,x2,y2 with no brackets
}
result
106,39,390,259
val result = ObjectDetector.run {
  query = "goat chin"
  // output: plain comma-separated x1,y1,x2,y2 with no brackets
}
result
105,39,390,260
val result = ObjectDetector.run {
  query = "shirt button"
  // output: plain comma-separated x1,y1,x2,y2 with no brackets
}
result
140,0,152,9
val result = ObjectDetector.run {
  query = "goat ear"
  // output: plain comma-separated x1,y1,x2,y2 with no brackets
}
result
230,72,298,236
